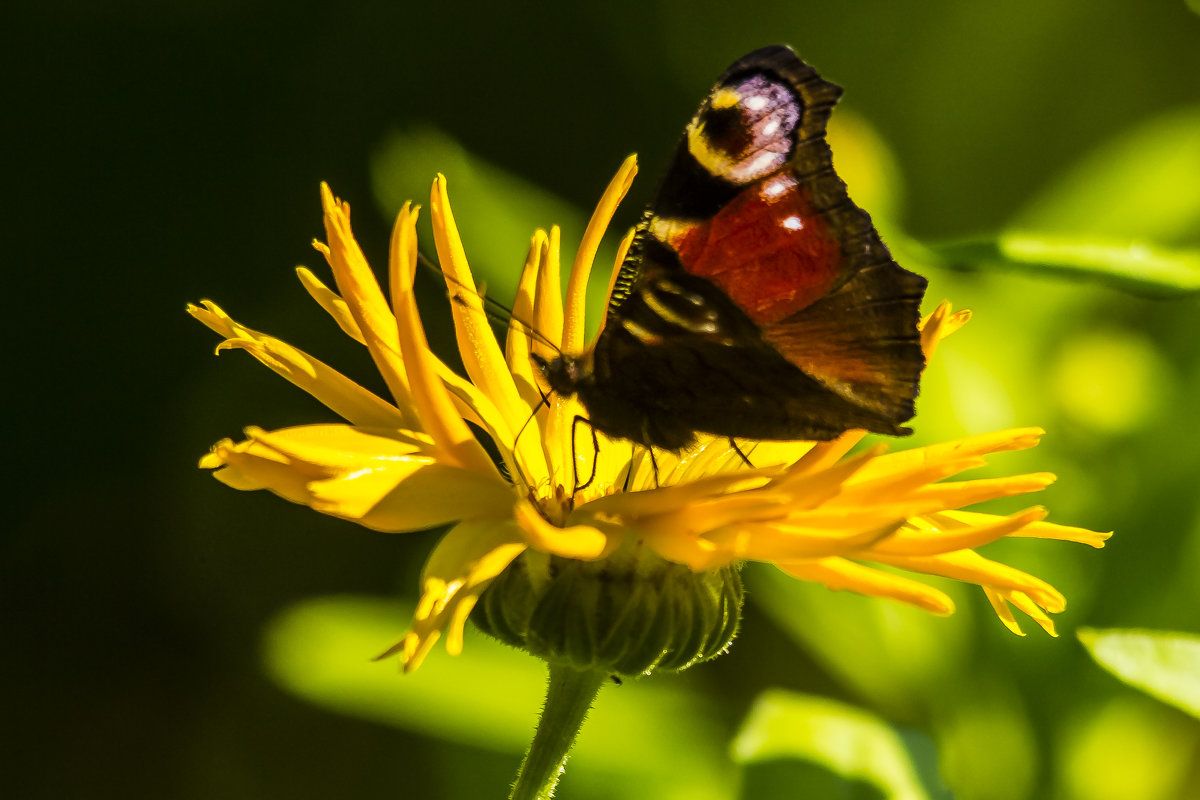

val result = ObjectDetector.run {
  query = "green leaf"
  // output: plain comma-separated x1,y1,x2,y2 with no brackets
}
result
931,234,1200,295
1078,628,1200,718
732,689,949,800
262,595,732,800
930,107,1200,294
1011,106,1200,245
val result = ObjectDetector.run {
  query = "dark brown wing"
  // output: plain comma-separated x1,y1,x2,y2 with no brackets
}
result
606,45,926,430
551,46,926,450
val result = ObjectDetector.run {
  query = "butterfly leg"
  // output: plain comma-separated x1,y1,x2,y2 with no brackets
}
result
728,438,754,468
570,414,600,494
621,443,637,492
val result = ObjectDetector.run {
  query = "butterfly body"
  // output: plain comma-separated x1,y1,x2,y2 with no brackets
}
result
541,45,927,452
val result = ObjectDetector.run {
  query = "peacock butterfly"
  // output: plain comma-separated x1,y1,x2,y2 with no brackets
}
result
537,45,927,452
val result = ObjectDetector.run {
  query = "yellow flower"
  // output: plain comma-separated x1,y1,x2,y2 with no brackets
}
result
190,156,1109,673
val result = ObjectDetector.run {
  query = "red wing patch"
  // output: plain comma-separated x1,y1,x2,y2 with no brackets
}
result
654,173,843,325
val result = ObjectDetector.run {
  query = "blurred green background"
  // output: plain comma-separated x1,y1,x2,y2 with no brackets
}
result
6,1,1200,798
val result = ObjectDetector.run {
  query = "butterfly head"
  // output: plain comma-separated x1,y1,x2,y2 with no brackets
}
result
531,351,589,399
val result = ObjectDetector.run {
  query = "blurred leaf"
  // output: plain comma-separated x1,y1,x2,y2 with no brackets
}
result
827,110,906,223
1061,696,1199,800
747,565,970,720
732,689,949,800
931,107,1200,296
1011,106,1200,245
932,234,1200,295
932,678,1038,800
263,595,732,800
1078,627,1200,717
1048,328,1173,434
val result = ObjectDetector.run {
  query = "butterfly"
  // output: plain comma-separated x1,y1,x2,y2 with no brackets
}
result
536,45,928,452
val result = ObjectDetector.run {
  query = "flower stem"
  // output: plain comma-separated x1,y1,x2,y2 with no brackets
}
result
509,664,607,800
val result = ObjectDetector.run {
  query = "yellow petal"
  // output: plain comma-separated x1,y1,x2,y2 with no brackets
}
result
875,507,1049,556
382,519,527,672
943,510,1112,548
779,557,956,615
903,473,1057,509
639,524,732,572
707,518,906,561
429,175,526,430
309,461,513,532
188,301,407,429
297,262,497,437
983,586,1027,636
919,301,972,360
390,201,501,479
201,424,427,504
774,443,889,507
868,549,1066,613
514,499,621,560
247,423,433,465
295,266,366,344
851,428,1045,482
562,154,637,354
429,176,548,484
1002,589,1058,636
533,226,564,359
203,435,320,504
318,183,417,424
506,231,551,409
835,457,989,505
200,424,509,532
581,467,774,518
628,491,788,543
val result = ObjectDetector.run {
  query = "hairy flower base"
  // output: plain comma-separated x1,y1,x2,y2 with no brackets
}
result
474,542,743,677
193,161,1110,673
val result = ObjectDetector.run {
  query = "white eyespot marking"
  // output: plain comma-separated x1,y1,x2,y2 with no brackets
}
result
743,151,780,178
783,215,804,231
689,75,801,183
744,94,769,112
762,174,795,199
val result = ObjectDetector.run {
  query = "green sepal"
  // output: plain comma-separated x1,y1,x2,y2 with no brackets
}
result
473,540,743,678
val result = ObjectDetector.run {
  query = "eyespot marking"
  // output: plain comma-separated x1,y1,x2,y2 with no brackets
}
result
685,73,803,185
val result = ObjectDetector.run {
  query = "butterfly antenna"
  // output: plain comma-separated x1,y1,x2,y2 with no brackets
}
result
505,389,552,495
416,252,562,355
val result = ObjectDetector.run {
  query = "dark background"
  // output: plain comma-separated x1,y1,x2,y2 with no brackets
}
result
6,2,1199,798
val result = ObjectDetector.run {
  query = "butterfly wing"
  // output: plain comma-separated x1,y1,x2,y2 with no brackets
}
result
554,47,926,450
569,46,927,450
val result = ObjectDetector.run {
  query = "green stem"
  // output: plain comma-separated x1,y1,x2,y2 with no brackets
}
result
509,664,607,800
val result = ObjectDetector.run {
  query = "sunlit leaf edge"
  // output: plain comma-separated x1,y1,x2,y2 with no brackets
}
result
732,688,945,800
930,234,1200,296
1078,626,1200,718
